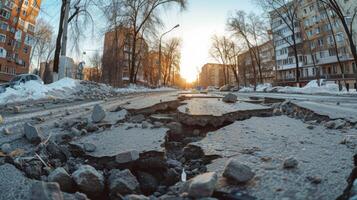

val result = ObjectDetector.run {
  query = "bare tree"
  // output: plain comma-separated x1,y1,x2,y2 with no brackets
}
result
247,13,269,84
53,0,95,76
31,19,54,70
210,35,241,86
118,0,187,84
258,0,302,86
227,11,259,89
89,51,102,82
321,0,357,83
162,38,181,86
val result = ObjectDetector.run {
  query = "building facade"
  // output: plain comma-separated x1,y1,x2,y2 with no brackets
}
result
238,41,276,86
199,63,236,88
0,0,40,83
271,0,357,89
102,26,148,87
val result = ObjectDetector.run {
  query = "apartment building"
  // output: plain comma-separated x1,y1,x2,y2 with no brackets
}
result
102,26,148,87
271,0,357,89
238,41,276,86
199,63,236,88
0,0,40,83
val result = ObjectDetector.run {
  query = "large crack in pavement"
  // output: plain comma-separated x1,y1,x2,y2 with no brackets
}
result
0,91,356,200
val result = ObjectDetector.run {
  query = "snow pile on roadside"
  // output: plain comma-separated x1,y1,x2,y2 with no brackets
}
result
0,78,176,105
0,78,79,104
238,80,357,95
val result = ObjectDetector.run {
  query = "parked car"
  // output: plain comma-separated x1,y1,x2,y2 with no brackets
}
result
9,74,43,87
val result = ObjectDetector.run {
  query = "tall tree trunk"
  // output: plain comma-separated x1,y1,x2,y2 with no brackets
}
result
130,33,137,84
53,1,67,75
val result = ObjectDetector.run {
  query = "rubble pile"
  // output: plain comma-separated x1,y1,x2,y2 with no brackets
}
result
1,92,356,200
72,81,118,101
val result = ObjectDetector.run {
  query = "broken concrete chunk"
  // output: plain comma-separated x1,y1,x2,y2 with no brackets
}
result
115,150,140,164
48,167,75,193
283,156,299,169
136,171,159,195
0,164,37,199
30,181,63,200
188,172,218,198
166,122,183,134
91,104,106,123
223,159,255,183
83,143,96,152
108,169,140,197
24,123,42,144
72,165,104,195
130,114,146,123
1,143,11,154
153,121,163,128
123,194,150,200
222,93,237,103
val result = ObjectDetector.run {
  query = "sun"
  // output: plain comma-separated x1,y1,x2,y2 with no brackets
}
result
180,70,197,83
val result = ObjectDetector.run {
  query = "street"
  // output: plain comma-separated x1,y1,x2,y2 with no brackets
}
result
0,90,356,200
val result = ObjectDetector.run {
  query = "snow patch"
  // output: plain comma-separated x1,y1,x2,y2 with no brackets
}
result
238,80,357,95
0,78,175,105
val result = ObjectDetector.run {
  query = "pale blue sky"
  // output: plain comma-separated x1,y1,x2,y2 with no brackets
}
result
39,0,261,82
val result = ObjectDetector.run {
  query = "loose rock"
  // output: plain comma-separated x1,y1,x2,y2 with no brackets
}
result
222,93,237,103
136,171,159,195
1,143,11,154
283,157,299,169
72,165,104,195
223,159,255,183
24,123,42,144
108,169,140,197
124,194,150,200
166,122,183,134
142,121,150,129
324,121,336,129
30,182,63,200
3,127,11,135
48,167,75,192
0,115,3,124
91,104,106,123
188,172,218,198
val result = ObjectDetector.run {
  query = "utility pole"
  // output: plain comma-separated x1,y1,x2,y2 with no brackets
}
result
61,0,70,56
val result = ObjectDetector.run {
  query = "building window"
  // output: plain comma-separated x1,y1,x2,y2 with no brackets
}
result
23,46,28,54
0,47,6,58
0,34,6,43
24,35,35,46
0,21,8,31
28,23,35,32
19,19,25,27
0,9,11,19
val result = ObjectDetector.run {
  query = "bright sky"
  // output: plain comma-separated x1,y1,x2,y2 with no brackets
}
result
162,0,259,82
39,0,261,83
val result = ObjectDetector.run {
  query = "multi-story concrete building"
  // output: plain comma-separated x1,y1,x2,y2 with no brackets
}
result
238,41,276,86
0,0,41,83
199,63,236,88
271,0,357,90
102,26,148,87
